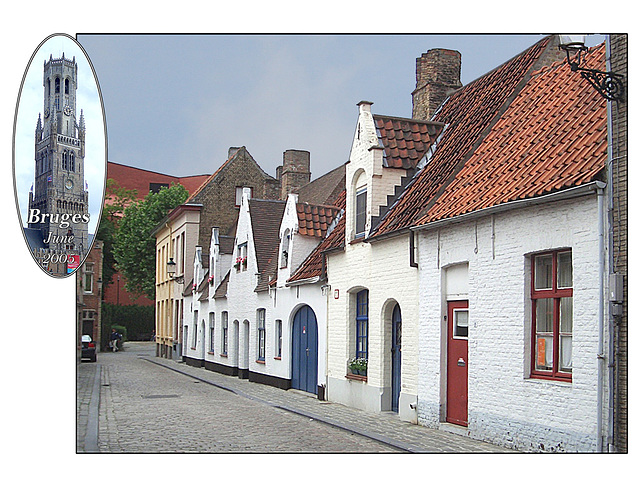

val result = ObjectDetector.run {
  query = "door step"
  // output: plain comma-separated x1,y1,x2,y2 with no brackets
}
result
439,422,469,436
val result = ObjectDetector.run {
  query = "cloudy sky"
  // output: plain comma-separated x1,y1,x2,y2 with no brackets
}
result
76,34,605,183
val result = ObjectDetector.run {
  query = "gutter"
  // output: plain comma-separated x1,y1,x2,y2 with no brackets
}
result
410,182,606,233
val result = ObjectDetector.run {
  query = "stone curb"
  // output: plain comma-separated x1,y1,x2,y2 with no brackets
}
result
83,364,101,453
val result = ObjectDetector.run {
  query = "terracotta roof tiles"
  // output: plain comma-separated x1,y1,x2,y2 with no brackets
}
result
372,36,553,237
415,44,607,225
373,115,445,169
296,203,342,238
287,190,346,283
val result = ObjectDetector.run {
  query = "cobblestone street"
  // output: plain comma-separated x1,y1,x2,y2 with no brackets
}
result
77,342,511,453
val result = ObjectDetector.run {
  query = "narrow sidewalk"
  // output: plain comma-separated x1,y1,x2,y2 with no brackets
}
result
76,361,100,453
147,355,513,453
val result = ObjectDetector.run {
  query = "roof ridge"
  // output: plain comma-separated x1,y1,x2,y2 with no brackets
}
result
370,35,555,238
373,113,445,126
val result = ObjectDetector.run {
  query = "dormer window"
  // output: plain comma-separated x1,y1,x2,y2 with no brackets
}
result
281,229,290,268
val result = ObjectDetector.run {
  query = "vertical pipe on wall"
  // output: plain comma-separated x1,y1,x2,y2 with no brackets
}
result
596,182,606,452
605,35,616,452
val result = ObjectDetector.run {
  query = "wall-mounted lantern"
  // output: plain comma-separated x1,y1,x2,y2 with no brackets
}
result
559,35,624,101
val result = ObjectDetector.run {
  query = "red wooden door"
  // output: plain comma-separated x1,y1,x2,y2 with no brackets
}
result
446,300,469,426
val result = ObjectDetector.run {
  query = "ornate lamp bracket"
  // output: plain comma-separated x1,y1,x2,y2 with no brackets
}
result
570,61,625,102
561,37,625,102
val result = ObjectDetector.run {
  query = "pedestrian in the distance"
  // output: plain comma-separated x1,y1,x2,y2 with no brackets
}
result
110,328,121,352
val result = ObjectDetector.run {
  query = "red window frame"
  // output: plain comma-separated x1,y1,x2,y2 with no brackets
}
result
530,250,573,382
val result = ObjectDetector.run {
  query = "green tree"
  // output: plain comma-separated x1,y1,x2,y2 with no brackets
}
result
113,184,189,299
96,178,138,287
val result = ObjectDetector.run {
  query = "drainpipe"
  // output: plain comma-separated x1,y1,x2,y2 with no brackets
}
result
595,181,606,452
605,35,616,452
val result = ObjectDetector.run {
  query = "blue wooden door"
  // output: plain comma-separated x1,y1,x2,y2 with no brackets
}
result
391,304,402,412
291,306,318,394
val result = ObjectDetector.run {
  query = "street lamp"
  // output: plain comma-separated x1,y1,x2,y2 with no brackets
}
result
559,35,624,101
167,257,185,284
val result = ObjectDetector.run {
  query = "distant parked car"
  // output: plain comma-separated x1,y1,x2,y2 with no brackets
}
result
81,335,97,362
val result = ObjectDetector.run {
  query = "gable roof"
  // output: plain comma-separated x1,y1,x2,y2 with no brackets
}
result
254,248,279,293
213,270,230,299
186,146,276,202
294,163,346,206
371,35,554,237
287,190,346,283
248,198,286,274
296,203,342,238
373,115,445,170
415,44,607,226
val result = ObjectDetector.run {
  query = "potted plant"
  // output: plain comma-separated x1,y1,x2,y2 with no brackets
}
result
234,257,242,271
348,357,367,376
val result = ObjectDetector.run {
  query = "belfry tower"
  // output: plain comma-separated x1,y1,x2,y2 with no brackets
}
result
28,53,89,270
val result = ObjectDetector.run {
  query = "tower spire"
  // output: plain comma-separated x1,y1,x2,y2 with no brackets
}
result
35,113,42,141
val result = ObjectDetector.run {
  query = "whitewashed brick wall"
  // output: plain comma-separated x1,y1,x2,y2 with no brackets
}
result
326,101,421,421
416,194,607,451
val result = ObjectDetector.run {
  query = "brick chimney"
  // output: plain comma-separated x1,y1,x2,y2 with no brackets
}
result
280,149,311,199
412,48,462,121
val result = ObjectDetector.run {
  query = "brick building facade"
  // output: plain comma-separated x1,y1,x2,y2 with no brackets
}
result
608,33,627,453
77,240,103,354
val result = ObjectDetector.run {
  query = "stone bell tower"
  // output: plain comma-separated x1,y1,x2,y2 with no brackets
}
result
28,53,89,270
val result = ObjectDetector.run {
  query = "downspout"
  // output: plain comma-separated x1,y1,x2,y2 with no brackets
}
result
409,230,418,268
322,251,330,401
596,181,606,452
605,34,616,452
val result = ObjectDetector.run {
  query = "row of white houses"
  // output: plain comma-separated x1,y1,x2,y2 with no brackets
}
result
160,36,619,452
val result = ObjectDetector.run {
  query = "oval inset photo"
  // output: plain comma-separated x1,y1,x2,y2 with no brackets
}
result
13,34,106,277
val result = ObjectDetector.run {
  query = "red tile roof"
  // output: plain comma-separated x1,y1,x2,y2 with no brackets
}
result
415,44,607,225
287,190,346,283
296,203,342,237
373,115,445,169
106,161,209,201
372,36,553,237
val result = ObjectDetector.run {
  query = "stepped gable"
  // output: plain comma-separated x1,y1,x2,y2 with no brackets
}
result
373,115,445,169
416,43,607,225
288,190,346,283
248,198,286,274
372,36,552,237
